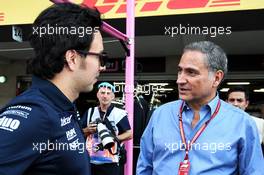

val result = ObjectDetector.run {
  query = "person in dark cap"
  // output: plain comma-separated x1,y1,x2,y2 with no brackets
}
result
81,82,132,175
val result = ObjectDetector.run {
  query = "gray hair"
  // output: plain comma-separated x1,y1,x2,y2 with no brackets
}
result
183,41,228,75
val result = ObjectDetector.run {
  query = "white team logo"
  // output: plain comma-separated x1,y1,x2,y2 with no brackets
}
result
66,128,77,141
61,115,72,127
0,116,20,132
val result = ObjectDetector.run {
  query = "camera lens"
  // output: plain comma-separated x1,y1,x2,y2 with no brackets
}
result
97,123,115,149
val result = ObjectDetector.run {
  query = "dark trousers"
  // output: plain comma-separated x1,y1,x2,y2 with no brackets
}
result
91,163,120,175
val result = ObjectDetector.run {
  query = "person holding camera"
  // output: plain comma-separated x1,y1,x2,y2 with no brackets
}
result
82,82,132,175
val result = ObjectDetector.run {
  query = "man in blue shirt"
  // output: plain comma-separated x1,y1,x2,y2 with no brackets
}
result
136,41,264,175
0,3,105,175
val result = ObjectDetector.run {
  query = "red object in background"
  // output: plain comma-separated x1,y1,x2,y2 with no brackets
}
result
167,0,209,9
81,0,239,15
82,0,163,14
209,0,240,7
141,1,163,12
81,0,98,8
0,12,4,22
82,0,117,13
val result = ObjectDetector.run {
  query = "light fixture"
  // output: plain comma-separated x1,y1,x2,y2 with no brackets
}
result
149,83,169,86
254,88,264,93
227,82,250,85
159,88,174,92
0,76,7,83
220,88,229,92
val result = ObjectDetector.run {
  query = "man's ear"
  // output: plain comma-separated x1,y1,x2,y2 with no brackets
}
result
213,70,224,88
64,50,78,71
111,92,115,100
245,100,249,109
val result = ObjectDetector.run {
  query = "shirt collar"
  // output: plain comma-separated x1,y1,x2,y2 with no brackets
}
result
182,93,220,115
98,103,114,116
31,75,75,111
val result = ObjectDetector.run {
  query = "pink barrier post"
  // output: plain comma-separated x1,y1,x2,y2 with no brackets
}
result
125,0,135,175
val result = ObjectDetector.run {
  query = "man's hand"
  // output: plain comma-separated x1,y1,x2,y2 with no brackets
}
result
82,123,97,137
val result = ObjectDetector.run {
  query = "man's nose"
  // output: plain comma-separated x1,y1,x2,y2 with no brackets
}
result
232,100,240,107
177,73,187,84
102,93,108,98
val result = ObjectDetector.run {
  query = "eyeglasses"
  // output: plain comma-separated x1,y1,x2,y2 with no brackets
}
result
76,50,108,67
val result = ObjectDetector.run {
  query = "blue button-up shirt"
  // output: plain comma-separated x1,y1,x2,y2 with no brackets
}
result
0,76,90,175
137,95,264,175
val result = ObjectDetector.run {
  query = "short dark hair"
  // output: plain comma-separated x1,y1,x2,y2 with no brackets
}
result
227,86,249,101
27,3,102,79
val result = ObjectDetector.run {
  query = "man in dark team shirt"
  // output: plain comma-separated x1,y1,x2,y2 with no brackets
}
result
0,3,105,175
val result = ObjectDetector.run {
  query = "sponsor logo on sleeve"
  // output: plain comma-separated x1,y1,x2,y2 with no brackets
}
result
0,110,29,119
7,105,32,111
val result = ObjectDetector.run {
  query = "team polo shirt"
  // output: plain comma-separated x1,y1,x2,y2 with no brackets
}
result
0,76,90,175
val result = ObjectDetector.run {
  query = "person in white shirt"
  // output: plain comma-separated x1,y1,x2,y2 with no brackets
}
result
81,82,132,175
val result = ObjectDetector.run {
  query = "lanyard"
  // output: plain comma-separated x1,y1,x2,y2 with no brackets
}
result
178,99,221,160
